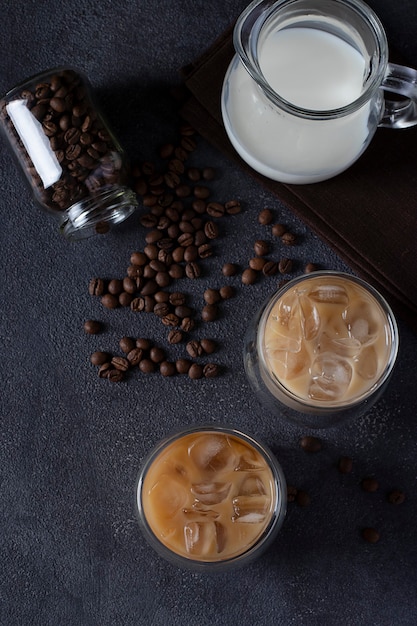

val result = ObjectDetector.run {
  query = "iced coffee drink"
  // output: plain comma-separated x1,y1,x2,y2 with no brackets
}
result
136,426,286,570
244,272,398,427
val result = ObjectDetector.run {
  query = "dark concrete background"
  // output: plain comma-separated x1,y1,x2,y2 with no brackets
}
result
1,1,416,624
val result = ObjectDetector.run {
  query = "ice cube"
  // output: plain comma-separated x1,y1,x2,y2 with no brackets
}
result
188,434,237,473
183,502,220,520
238,475,267,496
266,333,301,353
356,345,378,380
191,481,231,505
299,294,321,341
232,495,270,523
273,291,298,327
267,343,309,380
344,302,378,345
184,521,226,555
318,332,362,358
148,474,188,518
308,284,349,306
308,352,352,401
234,452,265,472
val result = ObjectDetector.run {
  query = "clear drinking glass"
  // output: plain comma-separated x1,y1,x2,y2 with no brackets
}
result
244,272,399,429
136,424,287,572
221,0,417,183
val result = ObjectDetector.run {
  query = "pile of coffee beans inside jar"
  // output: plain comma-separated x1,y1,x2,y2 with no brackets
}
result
1,68,133,223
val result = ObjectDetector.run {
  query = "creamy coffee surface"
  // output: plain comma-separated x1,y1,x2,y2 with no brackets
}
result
262,276,392,405
141,432,276,561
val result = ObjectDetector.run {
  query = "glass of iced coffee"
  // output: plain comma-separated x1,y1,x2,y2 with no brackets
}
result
136,425,287,571
244,271,399,429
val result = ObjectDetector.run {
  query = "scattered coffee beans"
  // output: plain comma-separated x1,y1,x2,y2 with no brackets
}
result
361,527,380,544
361,477,379,493
387,489,406,504
299,435,322,453
84,320,102,335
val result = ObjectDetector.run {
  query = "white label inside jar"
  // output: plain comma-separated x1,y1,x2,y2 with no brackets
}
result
7,99,62,188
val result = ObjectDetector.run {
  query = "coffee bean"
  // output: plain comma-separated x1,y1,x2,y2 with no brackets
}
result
206,202,225,218
154,302,171,318
278,258,293,274
271,223,286,237
299,436,322,453
187,167,201,181
249,257,266,271
338,456,353,474
185,262,201,279
127,347,144,366
101,293,119,309
150,346,166,363
361,477,379,492
219,285,235,300
175,305,193,319
84,320,102,335
254,240,269,256
111,356,130,372
204,221,219,240
304,262,318,273
200,338,217,354
193,185,210,199
362,527,380,543
90,351,110,366
262,260,278,276
98,363,112,379
201,303,219,323
108,279,123,295
387,489,406,504
119,337,136,354
281,232,297,246
118,292,132,306
139,359,157,373
198,243,213,259
287,485,298,503
160,361,177,377
168,329,184,344
202,167,215,180
136,338,153,350
131,297,145,312
162,313,180,327
188,363,204,379
224,200,241,215
123,277,137,294
186,340,204,358
108,369,124,383
181,317,195,332
258,208,273,225
89,277,105,296
176,358,192,374
242,268,257,285
296,490,311,507
203,363,220,378
204,288,221,305
222,263,238,276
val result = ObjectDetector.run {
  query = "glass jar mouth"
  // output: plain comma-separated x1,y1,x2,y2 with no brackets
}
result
135,424,287,571
257,271,399,411
233,0,388,120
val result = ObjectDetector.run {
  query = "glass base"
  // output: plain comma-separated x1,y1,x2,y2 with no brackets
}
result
59,185,138,240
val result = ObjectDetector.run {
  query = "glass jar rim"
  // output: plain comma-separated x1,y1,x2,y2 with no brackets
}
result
233,0,388,120
257,271,399,412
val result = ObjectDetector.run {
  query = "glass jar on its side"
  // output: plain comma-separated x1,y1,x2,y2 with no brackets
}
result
0,67,137,239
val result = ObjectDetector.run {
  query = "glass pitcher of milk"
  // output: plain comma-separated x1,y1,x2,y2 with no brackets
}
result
221,0,417,184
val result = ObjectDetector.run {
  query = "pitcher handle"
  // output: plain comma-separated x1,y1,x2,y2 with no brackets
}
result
379,62,417,128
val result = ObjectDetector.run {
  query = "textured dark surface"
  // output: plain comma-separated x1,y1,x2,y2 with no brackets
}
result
1,1,417,625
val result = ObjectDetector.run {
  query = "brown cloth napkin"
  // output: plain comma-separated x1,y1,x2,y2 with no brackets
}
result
180,27,417,335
